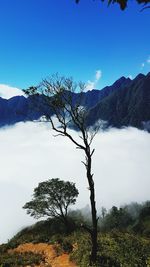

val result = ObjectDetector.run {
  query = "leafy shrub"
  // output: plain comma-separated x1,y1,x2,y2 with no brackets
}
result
7,218,73,249
70,231,92,266
0,251,44,266
58,239,73,253
70,231,150,267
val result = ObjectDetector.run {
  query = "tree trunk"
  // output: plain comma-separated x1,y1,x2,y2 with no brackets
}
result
90,182,98,264
61,214,71,234
86,149,98,264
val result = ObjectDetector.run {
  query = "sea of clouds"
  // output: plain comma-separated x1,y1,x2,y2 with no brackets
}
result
0,122,150,244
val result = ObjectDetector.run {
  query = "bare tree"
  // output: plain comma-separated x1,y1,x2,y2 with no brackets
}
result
25,74,100,264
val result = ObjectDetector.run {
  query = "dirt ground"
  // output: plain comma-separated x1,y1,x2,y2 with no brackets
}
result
10,242,78,267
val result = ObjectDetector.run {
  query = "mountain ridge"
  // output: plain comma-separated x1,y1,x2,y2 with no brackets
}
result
0,72,149,131
86,72,150,130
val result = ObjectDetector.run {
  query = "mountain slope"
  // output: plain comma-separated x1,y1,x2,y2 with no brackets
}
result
0,95,52,127
86,73,150,130
74,76,131,108
0,76,130,127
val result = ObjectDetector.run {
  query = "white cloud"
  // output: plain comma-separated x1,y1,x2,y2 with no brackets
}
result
0,84,25,99
95,70,102,81
141,63,145,69
86,70,102,91
86,80,95,91
140,55,150,69
147,56,150,64
0,122,150,243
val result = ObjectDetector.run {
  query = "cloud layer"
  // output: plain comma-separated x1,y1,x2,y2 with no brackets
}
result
0,123,150,243
0,84,24,99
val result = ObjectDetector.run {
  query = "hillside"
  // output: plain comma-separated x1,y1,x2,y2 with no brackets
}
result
1,223,150,267
1,202,150,267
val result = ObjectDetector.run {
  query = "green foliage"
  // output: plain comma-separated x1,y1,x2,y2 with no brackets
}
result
3,217,150,267
0,251,43,266
55,238,73,253
99,201,150,237
132,203,150,237
70,231,92,266
7,218,77,249
100,206,133,231
99,232,150,267
23,178,79,224
68,209,89,225
5,201,150,266
70,231,150,267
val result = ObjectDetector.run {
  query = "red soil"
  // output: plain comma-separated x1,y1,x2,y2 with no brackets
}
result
10,242,78,267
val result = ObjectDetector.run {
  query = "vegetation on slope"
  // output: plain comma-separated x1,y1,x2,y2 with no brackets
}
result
0,201,150,267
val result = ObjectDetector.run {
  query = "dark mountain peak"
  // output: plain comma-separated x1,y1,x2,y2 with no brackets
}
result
112,76,131,88
87,71,150,130
116,76,127,82
134,73,145,81
146,72,150,77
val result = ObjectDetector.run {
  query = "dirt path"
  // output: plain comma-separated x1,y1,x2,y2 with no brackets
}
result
11,242,78,267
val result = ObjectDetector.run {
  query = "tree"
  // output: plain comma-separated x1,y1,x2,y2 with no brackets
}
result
101,206,133,231
75,0,150,11
25,75,100,265
23,178,79,230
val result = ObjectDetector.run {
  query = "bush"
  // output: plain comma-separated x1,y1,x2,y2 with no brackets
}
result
7,218,75,249
0,251,44,266
70,231,150,267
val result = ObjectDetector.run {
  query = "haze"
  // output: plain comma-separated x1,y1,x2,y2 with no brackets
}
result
0,122,150,243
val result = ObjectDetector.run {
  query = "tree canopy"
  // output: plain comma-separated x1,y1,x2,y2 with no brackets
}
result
23,178,79,226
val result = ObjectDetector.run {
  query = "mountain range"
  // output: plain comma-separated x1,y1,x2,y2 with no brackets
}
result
0,72,150,131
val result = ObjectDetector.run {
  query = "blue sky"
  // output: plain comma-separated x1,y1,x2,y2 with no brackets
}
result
0,0,150,90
